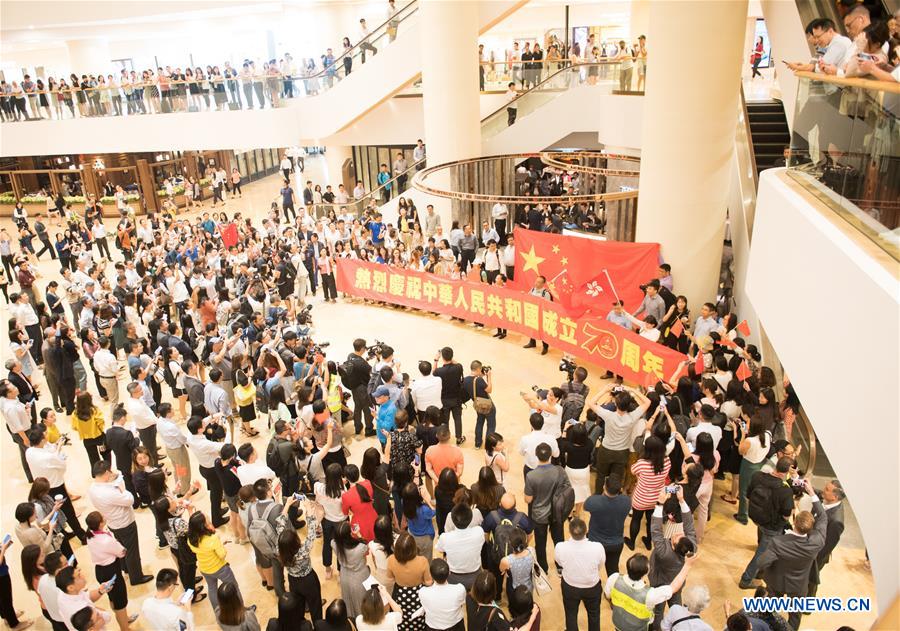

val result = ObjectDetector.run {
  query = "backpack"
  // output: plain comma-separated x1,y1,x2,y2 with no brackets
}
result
551,468,575,525
747,477,776,527
366,368,384,402
488,511,527,566
247,502,278,559
266,438,286,477
255,381,269,415
561,382,587,422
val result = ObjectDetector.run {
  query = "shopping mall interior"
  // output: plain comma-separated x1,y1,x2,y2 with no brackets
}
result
0,1,897,630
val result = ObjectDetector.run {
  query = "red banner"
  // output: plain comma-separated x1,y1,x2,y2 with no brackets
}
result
510,228,660,316
336,259,687,384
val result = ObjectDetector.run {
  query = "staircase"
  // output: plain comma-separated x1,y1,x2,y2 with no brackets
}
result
746,100,790,177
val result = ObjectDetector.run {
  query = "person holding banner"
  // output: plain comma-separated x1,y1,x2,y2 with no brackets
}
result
522,276,551,355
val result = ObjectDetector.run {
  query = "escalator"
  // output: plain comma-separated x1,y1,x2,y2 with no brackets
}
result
746,100,790,177
479,62,635,155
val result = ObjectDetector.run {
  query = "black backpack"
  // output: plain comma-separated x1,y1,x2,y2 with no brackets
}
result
561,382,587,422
747,476,776,526
266,438,286,477
488,511,527,565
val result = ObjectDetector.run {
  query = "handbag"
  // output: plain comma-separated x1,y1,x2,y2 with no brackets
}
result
472,378,493,415
529,548,553,596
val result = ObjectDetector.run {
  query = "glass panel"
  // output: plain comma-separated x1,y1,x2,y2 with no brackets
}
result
481,62,623,142
786,72,900,262
254,149,265,175
262,149,272,171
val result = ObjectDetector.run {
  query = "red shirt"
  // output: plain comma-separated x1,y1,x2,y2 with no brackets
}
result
340,480,377,541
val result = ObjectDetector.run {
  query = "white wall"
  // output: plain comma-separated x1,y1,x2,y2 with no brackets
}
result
759,0,809,128
746,169,900,611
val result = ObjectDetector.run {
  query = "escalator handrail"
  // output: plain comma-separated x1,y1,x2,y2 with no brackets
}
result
353,157,428,210
312,0,418,79
480,61,624,124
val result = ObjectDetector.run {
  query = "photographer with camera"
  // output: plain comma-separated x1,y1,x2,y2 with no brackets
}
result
341,339,374,438
738,456,796,590
559,363,589,423
460,360,494,450
649,486,697,625
433,347,465,445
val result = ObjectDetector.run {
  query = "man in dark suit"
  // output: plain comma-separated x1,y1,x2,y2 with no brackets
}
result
302,233,321,296
105,404,141,509
6,358,38,425
808,480,846,597
758,479,828,630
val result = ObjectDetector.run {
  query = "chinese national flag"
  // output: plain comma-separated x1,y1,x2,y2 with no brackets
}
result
717,336,737,349
736,319,751,337
694,351,705,376
510,227,659,315
220,222,239,248
736,360,752,381
669,318,684,338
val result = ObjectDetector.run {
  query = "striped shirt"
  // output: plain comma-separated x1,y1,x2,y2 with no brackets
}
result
630,458,671,510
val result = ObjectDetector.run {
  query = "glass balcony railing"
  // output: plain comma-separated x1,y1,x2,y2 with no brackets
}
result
786,71,900,261
0,0,419,123
480,61,629,141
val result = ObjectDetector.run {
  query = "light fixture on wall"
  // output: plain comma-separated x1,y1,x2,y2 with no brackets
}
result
93,158,105,170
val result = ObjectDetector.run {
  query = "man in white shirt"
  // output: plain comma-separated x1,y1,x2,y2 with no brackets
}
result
684,405,723,450
692,303,719,345
555,518,606,631
505,82,518,126
280,155,293,182
125,381,160,466
410,361,443,416
502,234,516,281
605,551,698,631
55,566,114,631
236,443,276,487
413,138,426,170
517,413,560,476
37,551,68,629
480,220,499,247
435,505,486,588
1,381,34,482
93,336,120,415
491,201,509,245
418,559,466,631
589,384,649,493
87,460,153,584
203,369,232,417
186,417,229,528
26,425,86,540
358,18,377,61
156,403,192,494
141,568,196,629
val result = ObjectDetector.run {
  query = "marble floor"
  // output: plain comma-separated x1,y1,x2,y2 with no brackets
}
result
0,163,877,630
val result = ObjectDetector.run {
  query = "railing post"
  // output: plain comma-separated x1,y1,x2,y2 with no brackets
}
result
136,159,159,214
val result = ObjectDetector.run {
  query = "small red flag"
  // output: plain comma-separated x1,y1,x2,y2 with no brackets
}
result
736,319,751,337
694,351,705,376
736,360,752,381
717,336,737,349
220,222,239,248
669,318,684,338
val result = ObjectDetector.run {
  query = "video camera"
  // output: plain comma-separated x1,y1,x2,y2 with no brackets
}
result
366,339,387,361
559,356,576,381
297,304,313,326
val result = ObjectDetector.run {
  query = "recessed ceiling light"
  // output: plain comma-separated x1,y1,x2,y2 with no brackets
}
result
28,25,34,29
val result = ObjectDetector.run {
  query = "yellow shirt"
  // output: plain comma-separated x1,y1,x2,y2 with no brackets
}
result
234,383,256,408
188,534,227,575
72,407,105,440
45,423,61,444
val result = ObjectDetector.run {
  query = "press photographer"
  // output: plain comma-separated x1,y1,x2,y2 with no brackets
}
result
339,338,374,437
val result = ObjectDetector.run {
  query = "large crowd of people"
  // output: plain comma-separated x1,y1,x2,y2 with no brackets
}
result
0,160,855,631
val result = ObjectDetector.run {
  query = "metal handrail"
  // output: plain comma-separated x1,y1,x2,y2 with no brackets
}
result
348,157,427,212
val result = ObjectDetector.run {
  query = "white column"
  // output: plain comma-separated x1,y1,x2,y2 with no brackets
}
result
630,0,650,40
419,0,481,231
324,145,354,190
635,0,748,308
65,38,111,71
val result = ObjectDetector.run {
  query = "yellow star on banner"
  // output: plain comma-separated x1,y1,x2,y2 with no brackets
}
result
552,245,560,254
520,246,545,274
561,257,569,265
